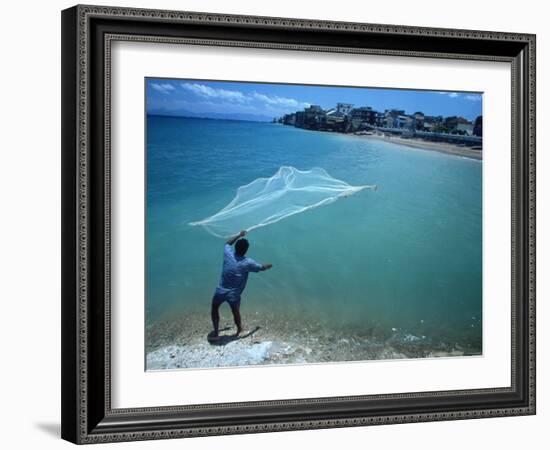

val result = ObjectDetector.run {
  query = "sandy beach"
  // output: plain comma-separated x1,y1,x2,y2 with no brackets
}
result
352,133,482,160
146,309,482,370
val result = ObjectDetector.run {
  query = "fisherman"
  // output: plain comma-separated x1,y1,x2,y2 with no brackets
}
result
210,230,272,339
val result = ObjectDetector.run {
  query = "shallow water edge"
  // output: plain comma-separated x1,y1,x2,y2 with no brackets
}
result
146,309,482,370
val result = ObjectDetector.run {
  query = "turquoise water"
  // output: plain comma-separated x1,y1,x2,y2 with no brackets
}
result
146,115,482,348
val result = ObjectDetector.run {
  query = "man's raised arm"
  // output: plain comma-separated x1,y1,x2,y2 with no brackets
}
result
226,230,247,246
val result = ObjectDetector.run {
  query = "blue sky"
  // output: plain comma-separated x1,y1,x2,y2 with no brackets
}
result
146,78,483,121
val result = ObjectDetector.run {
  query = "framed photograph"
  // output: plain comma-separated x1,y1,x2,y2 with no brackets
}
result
61,4,536,444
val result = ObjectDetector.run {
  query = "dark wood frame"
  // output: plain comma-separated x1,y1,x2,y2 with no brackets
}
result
61,4,536,444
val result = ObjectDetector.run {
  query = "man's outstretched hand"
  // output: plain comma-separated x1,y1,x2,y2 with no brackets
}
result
262,263,273,270
239,230,247,237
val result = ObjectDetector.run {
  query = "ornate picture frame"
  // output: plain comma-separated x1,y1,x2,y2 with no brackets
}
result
61,4,536,444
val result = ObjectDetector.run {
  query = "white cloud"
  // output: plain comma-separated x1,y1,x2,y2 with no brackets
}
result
465,94,482,101
252,92,310,109
178,83,310,115
437,91,481,102
437,91,459,98
150,82,175,94
181,83,247,103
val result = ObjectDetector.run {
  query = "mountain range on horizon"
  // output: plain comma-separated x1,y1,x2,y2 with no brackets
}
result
147,108,275,123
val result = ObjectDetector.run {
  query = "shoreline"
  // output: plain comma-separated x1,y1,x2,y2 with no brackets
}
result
366,134,483,161
290,124,483,160
146,310,482,370
346,132,483,160
276,120,482,160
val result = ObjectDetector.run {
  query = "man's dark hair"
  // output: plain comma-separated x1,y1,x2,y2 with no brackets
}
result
235,238,249,257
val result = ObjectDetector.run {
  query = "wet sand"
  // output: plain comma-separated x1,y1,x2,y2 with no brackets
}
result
146,309,482,370
353,133,482,160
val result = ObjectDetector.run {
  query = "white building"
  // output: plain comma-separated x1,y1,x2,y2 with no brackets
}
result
336,103,354,116
456,123,474,135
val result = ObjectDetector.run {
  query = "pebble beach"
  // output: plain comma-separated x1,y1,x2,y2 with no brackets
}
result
146,308,482,370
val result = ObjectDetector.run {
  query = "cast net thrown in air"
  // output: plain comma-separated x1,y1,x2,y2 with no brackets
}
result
189,166,377,238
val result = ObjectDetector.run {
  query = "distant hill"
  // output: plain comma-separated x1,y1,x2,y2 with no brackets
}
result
147,108,274,123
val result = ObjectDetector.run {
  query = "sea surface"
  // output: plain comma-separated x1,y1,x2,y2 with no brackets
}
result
146,115,482,358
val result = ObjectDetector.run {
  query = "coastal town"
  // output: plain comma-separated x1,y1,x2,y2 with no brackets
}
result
275,103,483,152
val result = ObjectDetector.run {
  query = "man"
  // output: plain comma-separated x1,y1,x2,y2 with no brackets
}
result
210,230,272,339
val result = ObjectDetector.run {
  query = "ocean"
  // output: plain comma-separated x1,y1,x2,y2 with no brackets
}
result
145,115,482,366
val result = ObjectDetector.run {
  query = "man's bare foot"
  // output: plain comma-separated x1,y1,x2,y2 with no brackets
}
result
235,327,244,337
209,332,221,341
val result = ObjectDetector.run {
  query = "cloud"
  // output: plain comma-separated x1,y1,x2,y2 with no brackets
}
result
437,91,481,101
465,94,482,101
252,92,310,109
150,82,176,94
178,83,310,114
181,83,247,103
437,91,459,98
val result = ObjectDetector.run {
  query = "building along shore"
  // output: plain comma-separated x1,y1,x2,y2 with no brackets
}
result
276,102,482,159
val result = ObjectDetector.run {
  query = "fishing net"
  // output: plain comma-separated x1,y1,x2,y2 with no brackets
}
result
189,166,376,238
